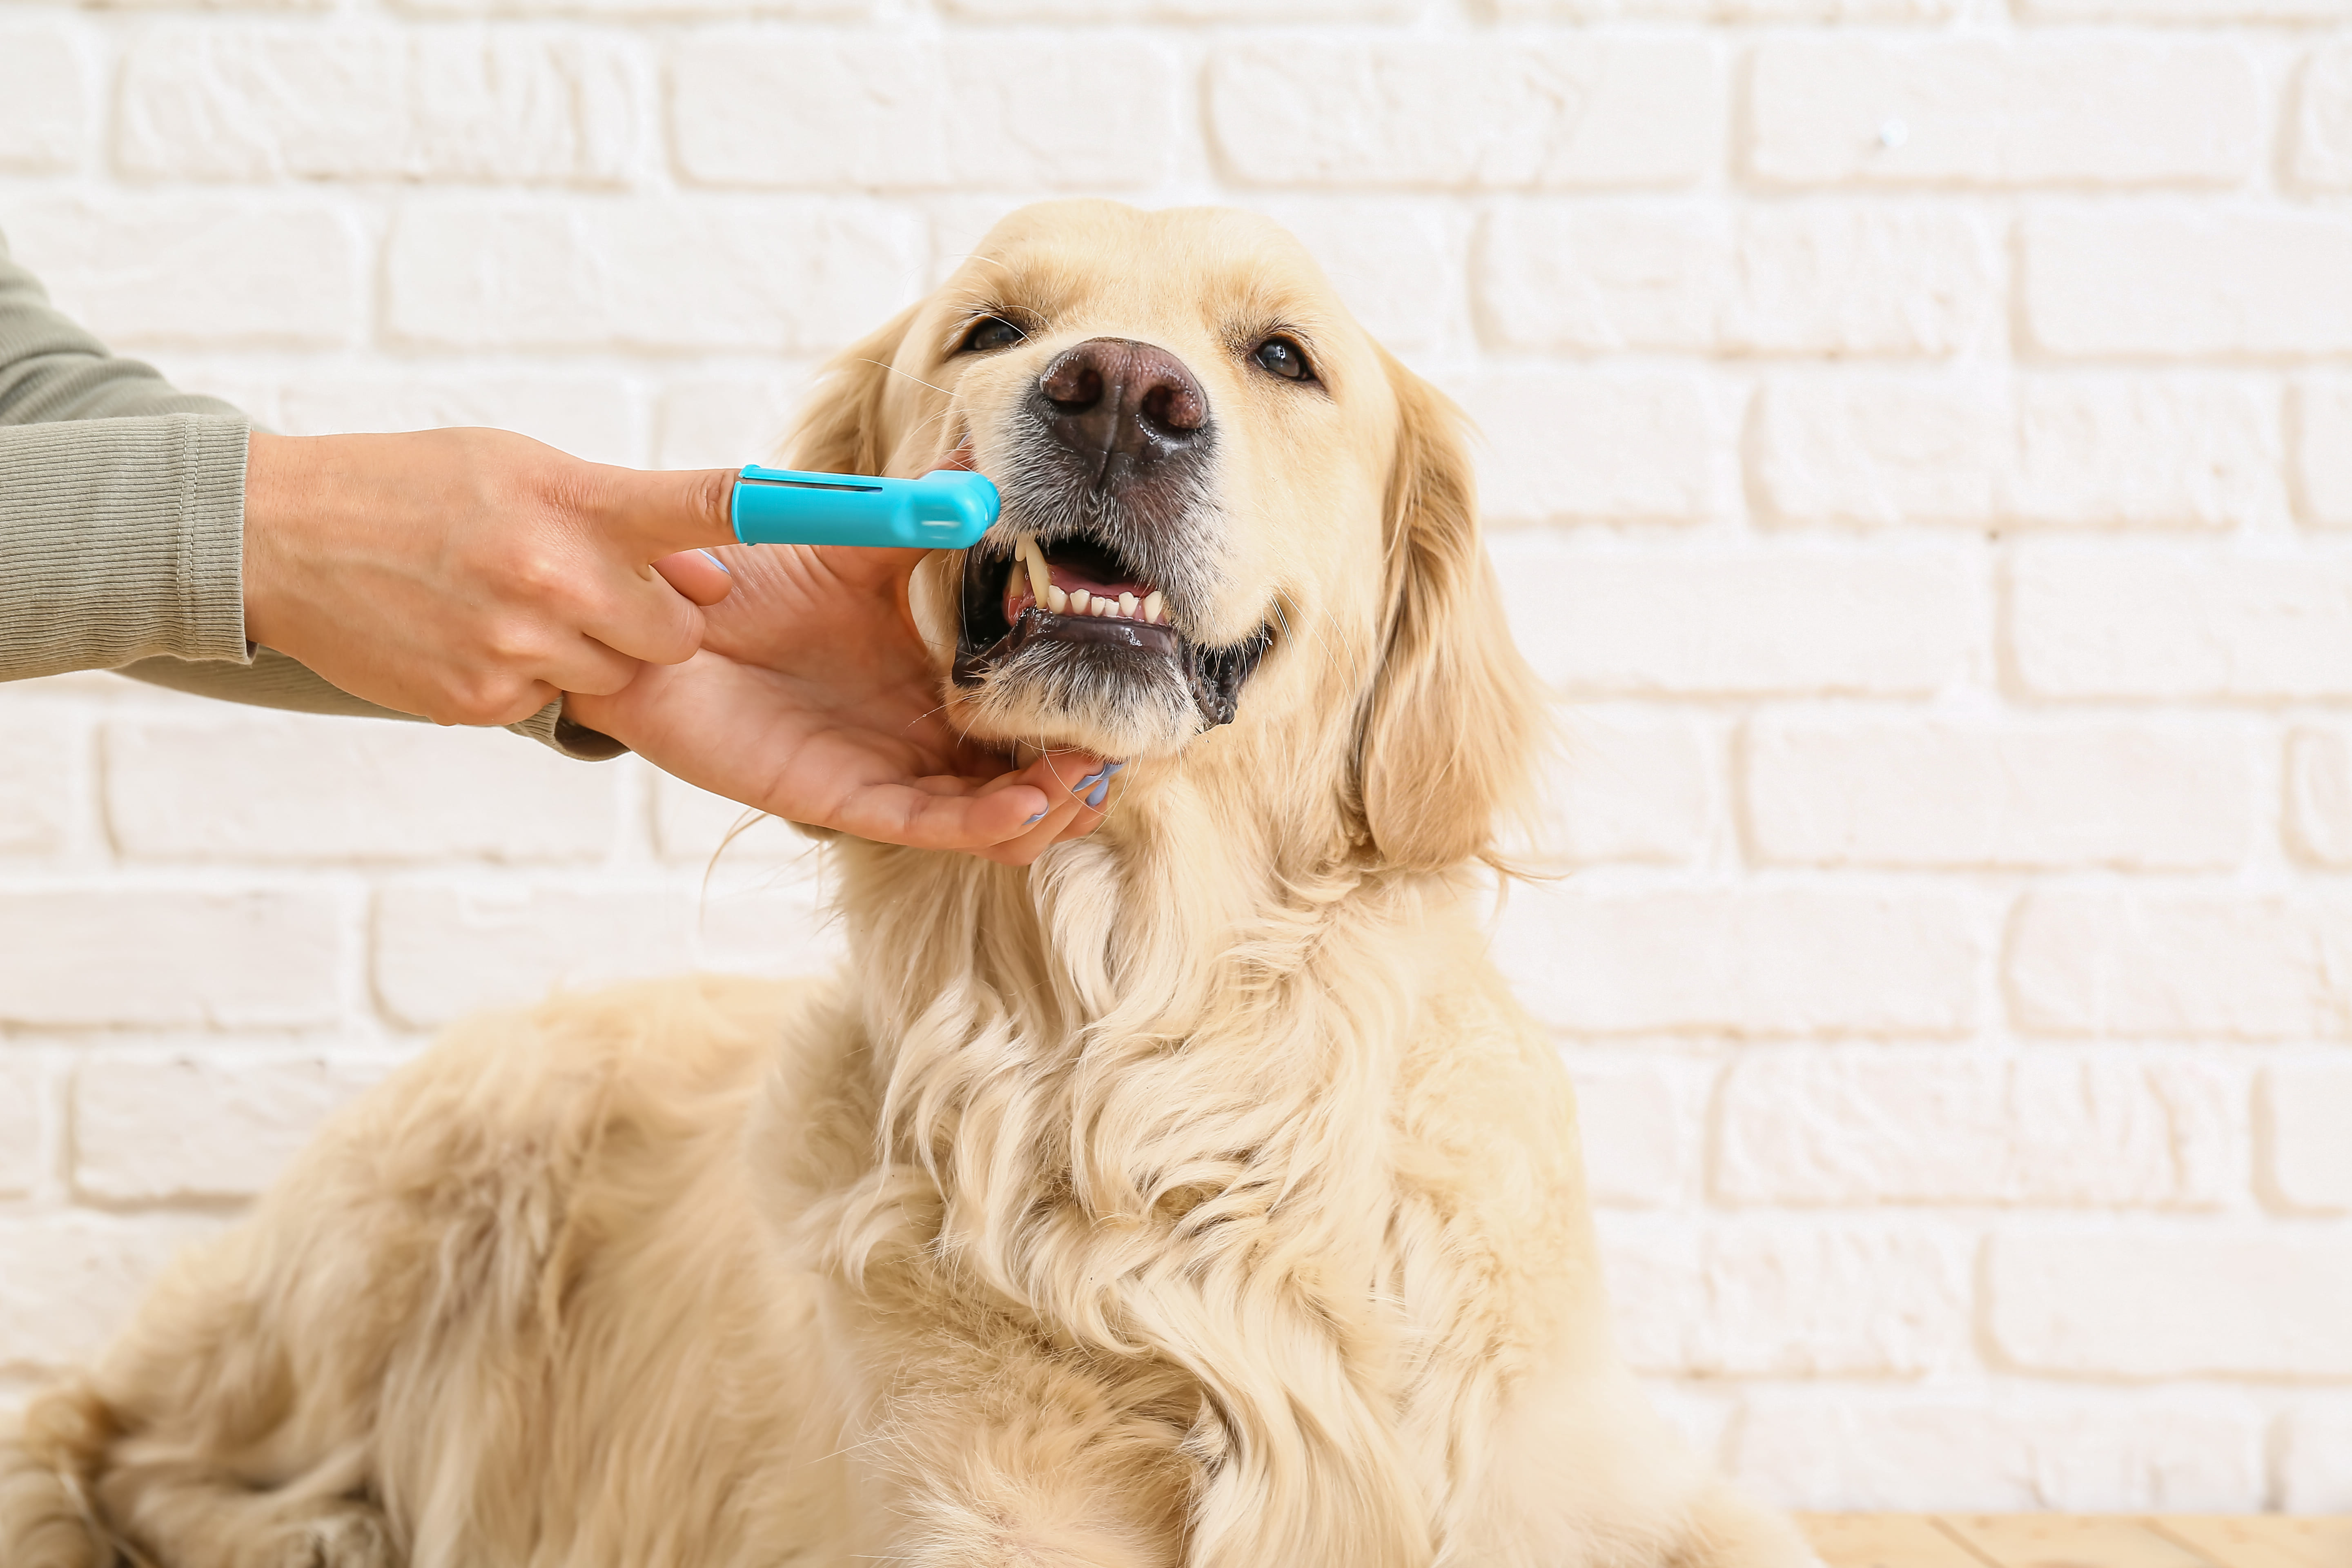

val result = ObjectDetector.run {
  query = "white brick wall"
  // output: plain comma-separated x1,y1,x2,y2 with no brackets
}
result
2,0,2348,1515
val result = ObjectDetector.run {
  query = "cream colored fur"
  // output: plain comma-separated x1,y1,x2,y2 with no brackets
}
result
0,202,1818,1568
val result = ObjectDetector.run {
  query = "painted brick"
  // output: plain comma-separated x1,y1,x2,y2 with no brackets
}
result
1494,541,1978,698
2295,379,2352,528
655,372,811,471
73,1053,395,1203
2293,45,2352,192
1745,717,2252,870
2287,725,2352,867
1749,40,2259,189
1496,886,1983,1037
1602,1219,1970,1376
1453,370,1734,528
2024,210,2352,359
0,1216,228,1373
372,882,699,1028
681,882,846,979
1497,0,1956,14
275,372,643,467
2263,1060,2352,1214
1717,1052,2234,1207
674,34,1176,191
2009,891,2352,1040
0,1059,45,1199
1476,204,1999,358
105,714,619,864
944,0,1416,15
1733,1395,2265,1512
2022,0,2346,14
2009,548,2352,701
1241,200,1453,356
118,27,641,185
1208,40,1717,190
1,199,363,349
0,24,89,174
0,708,78,859
1753,374,2283,530
1547,711,1711,865
2281,1402,2352,1512
1560,1055,1706,1206
384,200,920,353
651,775,817,864
1990,1231,2352,1378
397,0,859,12
0,889,345,1029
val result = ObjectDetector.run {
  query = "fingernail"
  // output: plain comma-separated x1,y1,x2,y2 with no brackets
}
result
1085,777,1111,809
1070,768,1105,794
1022,811,1046,826
1105,760,1127,775
699,548,731,575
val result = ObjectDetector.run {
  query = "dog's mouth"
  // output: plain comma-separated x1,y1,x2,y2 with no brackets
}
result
949,531,1270,728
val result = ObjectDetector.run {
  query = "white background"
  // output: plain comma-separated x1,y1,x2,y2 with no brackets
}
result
3,0,2350,1515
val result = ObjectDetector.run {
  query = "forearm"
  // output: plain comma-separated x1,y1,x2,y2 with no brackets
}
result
0,413,250,679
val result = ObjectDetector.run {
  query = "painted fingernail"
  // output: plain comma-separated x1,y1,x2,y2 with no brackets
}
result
699,548,732,575
1105,760,1127,775
1022,811,1047,826
1070,768,1105,794
1085,777,1111,809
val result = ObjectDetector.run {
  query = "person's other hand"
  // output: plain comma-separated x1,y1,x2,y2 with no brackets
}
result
563,543,1113,867
241,428,738,725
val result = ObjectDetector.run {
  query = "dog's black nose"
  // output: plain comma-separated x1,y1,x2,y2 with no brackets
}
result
1035,338,1209,482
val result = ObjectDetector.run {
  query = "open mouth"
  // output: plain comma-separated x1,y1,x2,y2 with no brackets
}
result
949,531,1270,729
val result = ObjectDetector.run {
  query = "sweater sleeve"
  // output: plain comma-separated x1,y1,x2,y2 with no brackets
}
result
0,228,621,759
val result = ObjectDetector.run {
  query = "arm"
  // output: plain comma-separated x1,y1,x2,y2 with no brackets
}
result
0,229,625,755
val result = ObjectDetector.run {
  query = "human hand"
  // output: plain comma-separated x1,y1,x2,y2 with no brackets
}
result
563,542,1113,866
241,428,739,726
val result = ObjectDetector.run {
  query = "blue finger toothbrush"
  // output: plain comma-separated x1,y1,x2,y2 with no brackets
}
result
730,466,999,550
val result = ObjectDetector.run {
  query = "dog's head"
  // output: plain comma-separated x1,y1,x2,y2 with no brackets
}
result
788,200,1544,875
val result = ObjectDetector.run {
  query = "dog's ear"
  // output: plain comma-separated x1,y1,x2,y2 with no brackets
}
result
1348,347,1549,876
783,304,922,474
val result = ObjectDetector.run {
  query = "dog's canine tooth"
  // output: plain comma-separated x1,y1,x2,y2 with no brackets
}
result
1016,535,1052,606
1143,590,1164,624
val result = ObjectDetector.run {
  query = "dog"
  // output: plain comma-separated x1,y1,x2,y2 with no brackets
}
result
0,200,1818,1568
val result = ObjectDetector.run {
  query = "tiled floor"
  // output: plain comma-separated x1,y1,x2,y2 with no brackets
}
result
1800,1514,2352,1568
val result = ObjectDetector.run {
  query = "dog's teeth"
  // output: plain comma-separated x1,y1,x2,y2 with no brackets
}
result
1143,590,1164,624
1118,592,1138,619
1016,535,1051,606
1070,590,1091,614
1047,585,1067,613
1095,598,1114,617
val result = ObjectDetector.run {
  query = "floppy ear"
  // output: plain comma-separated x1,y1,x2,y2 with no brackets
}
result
1348,347,1549,875
783,304,922,475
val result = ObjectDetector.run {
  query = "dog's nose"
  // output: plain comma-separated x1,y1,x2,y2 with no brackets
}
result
1036,338,1209,479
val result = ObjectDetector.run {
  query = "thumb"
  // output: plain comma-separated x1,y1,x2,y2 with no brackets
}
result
590,463,740,558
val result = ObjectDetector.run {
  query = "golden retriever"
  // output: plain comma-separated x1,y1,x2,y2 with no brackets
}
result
0,201,1817,1568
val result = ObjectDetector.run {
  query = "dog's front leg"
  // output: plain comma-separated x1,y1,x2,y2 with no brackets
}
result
849,1331,1200,1568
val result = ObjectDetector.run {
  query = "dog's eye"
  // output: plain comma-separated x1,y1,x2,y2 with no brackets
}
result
960,316,1026,354
1251,336,1313,383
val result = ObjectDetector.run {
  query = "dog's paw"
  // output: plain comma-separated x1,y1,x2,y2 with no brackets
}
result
256,1505,396,1568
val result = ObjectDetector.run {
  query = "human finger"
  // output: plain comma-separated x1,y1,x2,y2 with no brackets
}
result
828,777,1059,854
587,463,741,556
578,568,707,667
652,549,735,607
535,635,644,699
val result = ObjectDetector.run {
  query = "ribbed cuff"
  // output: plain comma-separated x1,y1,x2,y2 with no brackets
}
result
0,412,249,680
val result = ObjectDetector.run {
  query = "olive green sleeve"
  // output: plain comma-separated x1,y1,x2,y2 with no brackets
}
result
0,228,619,759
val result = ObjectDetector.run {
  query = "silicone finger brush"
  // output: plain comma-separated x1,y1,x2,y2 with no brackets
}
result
730,466,1000,550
